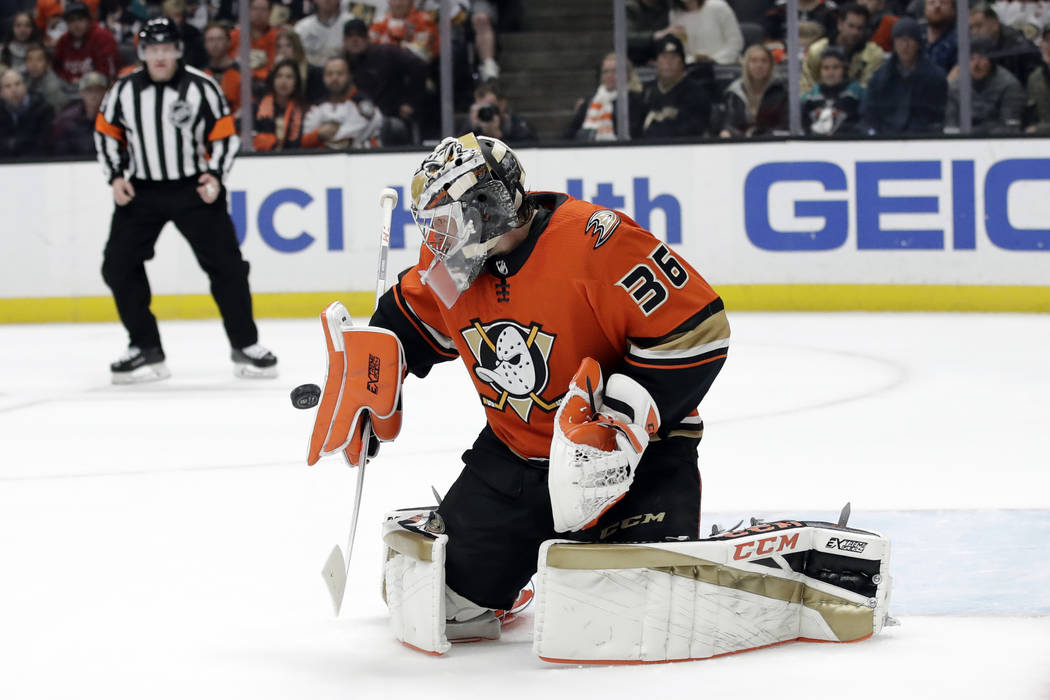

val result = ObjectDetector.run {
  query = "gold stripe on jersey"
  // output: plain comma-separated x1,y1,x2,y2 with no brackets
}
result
626,309,730,369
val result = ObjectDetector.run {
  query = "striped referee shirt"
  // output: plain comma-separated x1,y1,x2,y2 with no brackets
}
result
94,65,239,184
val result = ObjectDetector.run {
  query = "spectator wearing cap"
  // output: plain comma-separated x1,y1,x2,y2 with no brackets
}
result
668,0,743,65
719,43,788,137
343,17,429,144
1025,26,1050,133
641,34,711,138
764,0,839,45
294,0,351,67
3,11,40,73
50,69,107,154
24,42,74,111
302,54,383,148
921,0,957,74
802,45,865,134
861,17,947,134
968,4,1041,84
254,58,309,150
369,0,439,64
230,0,278,82
803,3,884,91
628,0,673,66
203,22,242,115
946,34,1024,133
274,27,325,103
53,2,120,83
0,67,54,156
35,0,100,44
857,0,897,52
565,52,645,141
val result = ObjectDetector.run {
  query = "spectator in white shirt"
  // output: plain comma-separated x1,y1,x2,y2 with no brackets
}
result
668,0,743,64
294,0,352,67
302,54,384,148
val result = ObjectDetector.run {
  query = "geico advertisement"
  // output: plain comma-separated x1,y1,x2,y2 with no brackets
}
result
1,141,1047,298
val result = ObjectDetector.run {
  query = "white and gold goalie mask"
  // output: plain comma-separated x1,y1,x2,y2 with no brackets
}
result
411,134,524,308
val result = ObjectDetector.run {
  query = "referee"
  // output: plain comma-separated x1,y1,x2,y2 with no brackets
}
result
94,17,277,384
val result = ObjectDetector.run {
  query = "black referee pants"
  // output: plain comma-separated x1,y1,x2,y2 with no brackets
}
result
437,426,703,610
101,178,258,351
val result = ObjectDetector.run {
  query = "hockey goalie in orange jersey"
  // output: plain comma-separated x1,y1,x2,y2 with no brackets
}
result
323,133,729,646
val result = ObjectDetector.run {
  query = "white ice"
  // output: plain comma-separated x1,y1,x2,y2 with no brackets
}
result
1,312,1048,700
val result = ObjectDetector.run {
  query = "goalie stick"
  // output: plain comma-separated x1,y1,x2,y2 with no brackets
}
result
320,186,399,614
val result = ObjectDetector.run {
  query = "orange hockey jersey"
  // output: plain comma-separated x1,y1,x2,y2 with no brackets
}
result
371,193,729,461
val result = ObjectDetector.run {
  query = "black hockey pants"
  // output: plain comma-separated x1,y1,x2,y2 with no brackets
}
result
436,425,703,610
101,177,258,351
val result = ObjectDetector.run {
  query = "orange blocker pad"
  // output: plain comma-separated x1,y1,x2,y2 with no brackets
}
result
533,519,892,664
307,302,404,466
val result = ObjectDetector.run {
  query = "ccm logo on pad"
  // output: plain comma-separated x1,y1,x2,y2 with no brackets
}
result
732,532,800,561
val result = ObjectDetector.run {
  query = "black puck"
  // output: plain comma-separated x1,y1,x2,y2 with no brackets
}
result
290,383,321,409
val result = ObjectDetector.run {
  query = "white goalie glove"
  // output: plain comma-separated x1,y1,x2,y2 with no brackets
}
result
549,358,660,532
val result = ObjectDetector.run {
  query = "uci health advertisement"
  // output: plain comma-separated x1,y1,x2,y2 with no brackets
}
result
1,139,1048,319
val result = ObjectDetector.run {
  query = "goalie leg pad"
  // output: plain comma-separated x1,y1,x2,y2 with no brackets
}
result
381,509,451,655
532,520,892,664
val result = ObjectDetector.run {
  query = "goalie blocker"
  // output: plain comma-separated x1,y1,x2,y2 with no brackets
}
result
533,518,892,664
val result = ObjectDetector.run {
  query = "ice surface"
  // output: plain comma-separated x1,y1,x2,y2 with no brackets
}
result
1,313,1048,699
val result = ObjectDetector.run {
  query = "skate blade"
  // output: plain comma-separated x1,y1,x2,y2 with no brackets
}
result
233,364,278,379
111,363,171,385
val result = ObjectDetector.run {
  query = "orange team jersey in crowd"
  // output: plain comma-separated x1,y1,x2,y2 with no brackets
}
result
205,64,242,114
229,26,278,81
369,9,439,62
373,193,729,461
35,0,100,32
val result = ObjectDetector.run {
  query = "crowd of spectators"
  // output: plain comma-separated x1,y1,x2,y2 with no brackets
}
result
3,0,1050,160
586,0,1050,140
0,0,522,157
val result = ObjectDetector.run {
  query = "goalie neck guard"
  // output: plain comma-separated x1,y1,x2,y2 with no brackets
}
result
411,133,527,308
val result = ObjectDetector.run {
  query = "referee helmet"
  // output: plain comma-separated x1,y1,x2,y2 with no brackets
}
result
138,17,184,59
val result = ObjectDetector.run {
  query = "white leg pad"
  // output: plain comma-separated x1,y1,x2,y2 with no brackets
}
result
381,510,451,655
533,520,892,664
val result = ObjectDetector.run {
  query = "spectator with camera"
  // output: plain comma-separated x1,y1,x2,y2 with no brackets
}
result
861,17,946,134
343,17,430,144
50,69,108,154
3,11,40,73
254,57,310,149
565,52,644,141
461,79,536,144
802,3,884,91
0,67,54,156
640,35,711,138
302,54,383,148
946,34,1024,134
719,43,788,137
24,42,73,111
53,2,120,84
801,45,864,134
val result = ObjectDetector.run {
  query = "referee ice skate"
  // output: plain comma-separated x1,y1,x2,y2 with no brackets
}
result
94,17,277,383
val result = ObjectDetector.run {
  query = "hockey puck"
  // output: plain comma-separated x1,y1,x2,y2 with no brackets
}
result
290,383,321,409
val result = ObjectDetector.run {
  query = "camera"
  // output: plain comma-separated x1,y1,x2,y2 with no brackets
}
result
476,105,497,122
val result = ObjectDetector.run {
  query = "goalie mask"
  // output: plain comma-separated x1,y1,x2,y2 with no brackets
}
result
411,133,526,308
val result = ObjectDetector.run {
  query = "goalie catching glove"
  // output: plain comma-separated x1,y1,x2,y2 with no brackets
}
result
306,301,405,467
549,358,660,532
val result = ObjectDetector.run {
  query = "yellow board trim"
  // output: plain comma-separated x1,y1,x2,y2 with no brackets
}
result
1,284,1048,323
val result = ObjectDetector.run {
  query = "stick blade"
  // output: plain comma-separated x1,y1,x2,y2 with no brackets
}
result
321,545,348,615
